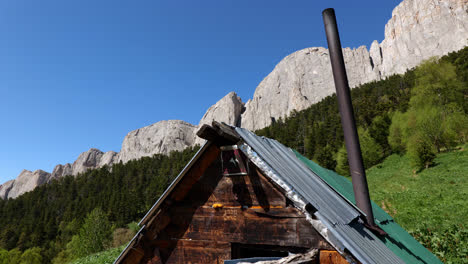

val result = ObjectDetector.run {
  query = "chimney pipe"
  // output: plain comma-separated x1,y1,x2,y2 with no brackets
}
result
322,8,376,227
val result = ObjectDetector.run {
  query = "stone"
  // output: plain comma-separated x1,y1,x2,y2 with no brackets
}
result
241,0,467,131
0,180,15,200
51,148,110,179
380,0,468,76
119,120,197,163
5,170,51,199
99,151,119,167
72,148,104,175
241,46,379,131
51,163,73,180
194,92,245,146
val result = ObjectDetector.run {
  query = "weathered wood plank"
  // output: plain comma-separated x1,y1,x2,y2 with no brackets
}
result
320,250,350,264
170,144,220,201
121,247,144,264
157,206,330,249
212,121,240,143
154,240,231,264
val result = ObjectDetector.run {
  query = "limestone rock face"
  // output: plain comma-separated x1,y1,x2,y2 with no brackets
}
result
241,0,467,131
5,170,51,199
380,0,468,76
99,151,119,167
241,46,379,131
51,163,73,180
0,180,15,199
72,148,104,175
51,149,118,179
71,148,104,175
119,120,197,163
194,92,245,146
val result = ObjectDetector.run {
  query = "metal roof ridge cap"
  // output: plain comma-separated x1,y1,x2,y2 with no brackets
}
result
139,141,212,226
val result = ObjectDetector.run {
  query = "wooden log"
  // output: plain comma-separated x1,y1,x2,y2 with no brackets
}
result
212,121,240,143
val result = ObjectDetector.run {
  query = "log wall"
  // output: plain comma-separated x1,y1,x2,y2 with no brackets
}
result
121,146,339,264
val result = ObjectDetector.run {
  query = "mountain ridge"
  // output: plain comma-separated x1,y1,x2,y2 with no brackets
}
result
1,0,467,199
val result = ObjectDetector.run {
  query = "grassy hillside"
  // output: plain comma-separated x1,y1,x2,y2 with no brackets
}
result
367,145,467,263
68,245,124,264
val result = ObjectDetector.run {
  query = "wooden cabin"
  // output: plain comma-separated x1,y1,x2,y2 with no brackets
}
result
114,122,442,264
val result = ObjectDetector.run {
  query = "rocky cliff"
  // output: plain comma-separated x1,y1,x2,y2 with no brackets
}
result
242,0,467,130
241,46,381,130
194,92,245,146
0,170,51,199
379,0,468,76
51,149,119,179
1,0,466,199
118,120,197,163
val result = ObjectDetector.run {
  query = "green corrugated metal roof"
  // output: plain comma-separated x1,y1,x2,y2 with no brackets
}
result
294,150,443,264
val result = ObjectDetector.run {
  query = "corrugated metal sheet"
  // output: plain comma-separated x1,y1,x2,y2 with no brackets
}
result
236,127,405,264
236,128,359,225
295,151,443,264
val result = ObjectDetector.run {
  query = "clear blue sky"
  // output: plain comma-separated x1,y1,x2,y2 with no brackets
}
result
0,0,401,183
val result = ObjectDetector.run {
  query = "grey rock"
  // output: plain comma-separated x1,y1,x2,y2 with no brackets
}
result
194,92,245,146
241,0,467,131
241,46,379,131
0,180,15,199
119,120,197,163
380,0,468,76
5,170,51,199
51,149,118,179
51,163,73,180
99,151,119,167
72,148,104,175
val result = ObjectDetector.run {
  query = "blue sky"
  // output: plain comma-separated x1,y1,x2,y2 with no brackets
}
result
0,0,401,183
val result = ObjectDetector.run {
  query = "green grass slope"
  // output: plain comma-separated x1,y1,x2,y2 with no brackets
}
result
69,245,124,264
366,145,467,263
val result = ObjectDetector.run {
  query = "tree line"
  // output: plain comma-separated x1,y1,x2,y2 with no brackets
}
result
256,47,467,172
0,147,198,263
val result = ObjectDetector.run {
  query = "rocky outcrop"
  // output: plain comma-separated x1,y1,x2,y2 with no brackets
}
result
242,0,467,131
2,170,51,199
72,148,104,175
51,149,119,179
51,163,73,180
241,46,380,131
0,180,15,200
99,151,119,167
118,120,197,163
379,0,468,76
194,92,245,146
